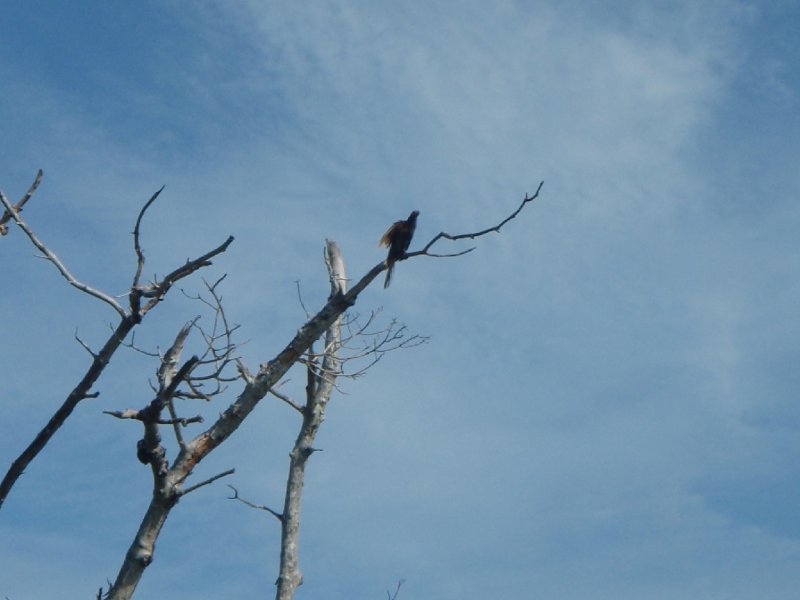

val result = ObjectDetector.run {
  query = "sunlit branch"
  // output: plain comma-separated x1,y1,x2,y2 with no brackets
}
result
0,169,43,235
0,188,127,318
409,182,544,259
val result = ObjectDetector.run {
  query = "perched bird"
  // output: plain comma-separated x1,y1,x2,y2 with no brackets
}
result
379,210,419,288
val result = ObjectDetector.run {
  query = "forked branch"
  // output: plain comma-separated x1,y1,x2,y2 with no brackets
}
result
410,181,544,259
0,185,127,318
172,186,545,472
0,169,43,235
0,177,234,510
228,485,283,521
129,235,234,320
78,186,543,599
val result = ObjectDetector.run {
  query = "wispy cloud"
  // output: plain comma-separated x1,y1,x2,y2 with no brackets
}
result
2,1,799,598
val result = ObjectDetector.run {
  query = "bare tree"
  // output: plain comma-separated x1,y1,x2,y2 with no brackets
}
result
0,176,233,509
1,172,543,599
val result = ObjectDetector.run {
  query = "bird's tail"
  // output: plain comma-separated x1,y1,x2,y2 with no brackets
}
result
384,263,394,288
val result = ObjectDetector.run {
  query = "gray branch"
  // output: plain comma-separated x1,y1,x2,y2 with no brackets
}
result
100,187,542,598
411,182,544,258
181,468,235,496
275,239,346,600
228,485,283,521
0,178,234,510
0,168,42,235
0,186,127,317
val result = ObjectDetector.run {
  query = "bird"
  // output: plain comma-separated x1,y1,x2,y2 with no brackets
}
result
379,210,419,288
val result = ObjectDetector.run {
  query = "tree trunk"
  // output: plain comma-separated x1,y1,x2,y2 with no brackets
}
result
275,240,345,600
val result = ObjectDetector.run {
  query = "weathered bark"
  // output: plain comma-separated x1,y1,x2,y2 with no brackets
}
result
107,242,361,599
5,178,542,596
104,187,545,597
107,486,175,598
0,169,42,235
0,175,234,510
0,234,232,509
0,317,136,508
168,257,384,477
275,240,345,600
107,355,200,600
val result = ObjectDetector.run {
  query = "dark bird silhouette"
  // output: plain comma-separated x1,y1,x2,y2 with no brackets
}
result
379,210,419,288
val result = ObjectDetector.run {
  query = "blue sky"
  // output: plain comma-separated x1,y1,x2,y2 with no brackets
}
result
2,1,800,598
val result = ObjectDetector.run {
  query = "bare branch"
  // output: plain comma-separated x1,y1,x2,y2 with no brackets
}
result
161,356,200,402
117,329,161,358
74,330,98,359
387,579,406,600
417,247,476,258
132,235,235,319
0,169,43,235
0,317,138,509
0,189,127,318
158,319,197,389
54,182,546,597
131,186,165,289
168,279,243,403
236,359,253,383
411,182,544,258
171,254,391,477
18,169,45,212
158,320,197,448
341,308,381,338
1,184,235,511
305,314,429,379
192,276,240,372
104,409,142,420
227,485,283,521
273,239,347,600
295,280,312,318
180,468,235,496
269,387,305,414
103,182,540,590
103,410,203,426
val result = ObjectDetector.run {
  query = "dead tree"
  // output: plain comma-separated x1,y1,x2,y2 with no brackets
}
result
2,172,543,599
102,279,242,599
220,187,546,600
0,174,233,509
100,240,399,599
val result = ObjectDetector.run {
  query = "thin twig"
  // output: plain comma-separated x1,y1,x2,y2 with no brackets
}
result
74,330,98,359
103,409,203,426
227,485,283,522
134,235,235,318
117,328,161,358
0,170,43,233
411,182,544,258
0,169,43,235
0,190,127,318
295,280,311,318
131,186,164,289
269,388,305,414
181,468,235,496
387,579,406,600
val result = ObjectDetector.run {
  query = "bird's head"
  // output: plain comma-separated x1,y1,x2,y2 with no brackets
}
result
409,210,420,221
